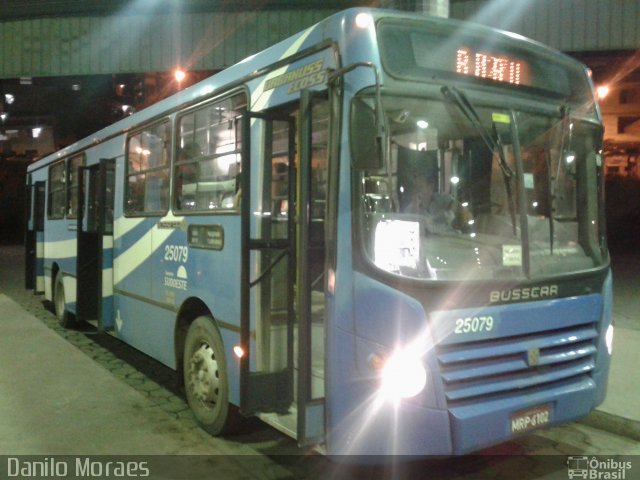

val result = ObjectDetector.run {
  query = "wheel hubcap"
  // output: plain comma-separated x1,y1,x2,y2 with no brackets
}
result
188,343,220,404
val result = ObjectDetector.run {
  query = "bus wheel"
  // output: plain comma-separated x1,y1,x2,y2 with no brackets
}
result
54,273,74,328
183,316,239,435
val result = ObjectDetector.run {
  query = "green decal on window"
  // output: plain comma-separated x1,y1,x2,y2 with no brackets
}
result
492,112,511,124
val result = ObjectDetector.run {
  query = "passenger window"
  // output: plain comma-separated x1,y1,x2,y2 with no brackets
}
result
125,121,171,216
175,93,246,212
66,153,85,218
47,161,66,219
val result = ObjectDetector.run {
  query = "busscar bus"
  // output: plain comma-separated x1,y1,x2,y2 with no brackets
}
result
24,8,613,458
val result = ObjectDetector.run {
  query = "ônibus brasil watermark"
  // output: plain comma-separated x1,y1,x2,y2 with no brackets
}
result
567,456,633,479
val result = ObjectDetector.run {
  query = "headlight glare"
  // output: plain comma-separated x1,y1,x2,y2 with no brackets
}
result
380,350,427,400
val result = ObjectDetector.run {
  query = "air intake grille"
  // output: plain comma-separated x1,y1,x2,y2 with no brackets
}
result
437,324,598,405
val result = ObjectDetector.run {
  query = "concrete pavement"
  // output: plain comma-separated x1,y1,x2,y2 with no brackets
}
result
0,293,225,455
0,294,307,479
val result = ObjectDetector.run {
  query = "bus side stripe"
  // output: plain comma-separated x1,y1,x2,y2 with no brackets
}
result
44,238,77,260
113,219,180,285
251,28,314,111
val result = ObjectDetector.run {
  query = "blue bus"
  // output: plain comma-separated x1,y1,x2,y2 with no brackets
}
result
25,8,613,458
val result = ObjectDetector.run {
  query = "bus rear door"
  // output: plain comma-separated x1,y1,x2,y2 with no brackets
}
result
25,179,45,293
76,159,115,328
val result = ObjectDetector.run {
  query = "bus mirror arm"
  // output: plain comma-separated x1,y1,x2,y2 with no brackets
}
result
328,62,387,169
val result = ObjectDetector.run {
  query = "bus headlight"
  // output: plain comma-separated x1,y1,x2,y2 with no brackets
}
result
379,350,427,400
605,324,614,355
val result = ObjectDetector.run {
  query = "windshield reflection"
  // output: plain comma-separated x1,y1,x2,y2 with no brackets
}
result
355,94,606,281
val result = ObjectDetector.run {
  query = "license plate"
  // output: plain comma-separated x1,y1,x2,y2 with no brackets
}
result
510,403,552,434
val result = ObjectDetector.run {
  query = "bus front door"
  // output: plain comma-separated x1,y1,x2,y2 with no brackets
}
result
241,111,296,417
296,89,328,447
76,159,115,328
241,91,328,447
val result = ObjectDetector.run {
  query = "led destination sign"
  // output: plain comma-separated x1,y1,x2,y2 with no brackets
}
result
409,34,531,87
378,19,592,100
455,48,525,85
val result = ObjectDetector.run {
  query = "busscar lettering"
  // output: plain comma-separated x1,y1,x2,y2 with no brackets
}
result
490,284,558,303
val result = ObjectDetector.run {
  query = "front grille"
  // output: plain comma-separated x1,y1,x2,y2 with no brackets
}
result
437,324,598,405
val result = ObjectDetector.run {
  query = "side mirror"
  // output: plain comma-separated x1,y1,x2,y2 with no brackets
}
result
328,62,386,171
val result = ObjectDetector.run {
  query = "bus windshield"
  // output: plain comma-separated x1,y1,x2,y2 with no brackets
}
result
353,93,607,281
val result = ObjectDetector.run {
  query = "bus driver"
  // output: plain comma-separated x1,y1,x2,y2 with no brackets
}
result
403,175,458,235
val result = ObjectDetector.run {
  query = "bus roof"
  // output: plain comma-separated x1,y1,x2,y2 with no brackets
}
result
28,7,587,173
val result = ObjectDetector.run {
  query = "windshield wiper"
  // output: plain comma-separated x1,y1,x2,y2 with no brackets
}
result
546,105,571,256
441,85,518,236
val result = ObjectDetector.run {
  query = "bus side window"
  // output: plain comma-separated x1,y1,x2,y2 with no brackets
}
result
48,161,66,219
125,121,171,216
174,93,246,212
66,153,85,218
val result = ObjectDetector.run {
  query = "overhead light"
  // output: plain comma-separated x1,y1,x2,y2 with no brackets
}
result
71,84,81,91
0,112,7,122
596,85,609,100
417,120,429,129
174,69,186,82
4,94,14,104
32,127,43,138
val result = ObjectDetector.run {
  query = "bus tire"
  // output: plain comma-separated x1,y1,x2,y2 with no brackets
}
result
54,273,74,328
183,315,239,436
